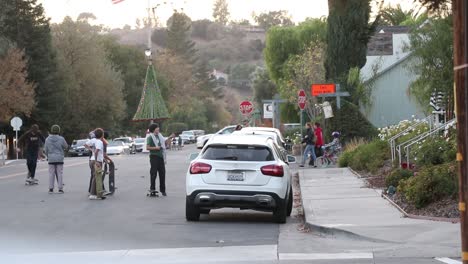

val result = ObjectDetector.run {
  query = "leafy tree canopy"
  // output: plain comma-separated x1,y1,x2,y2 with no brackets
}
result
212,0,230,25
253,10,294,30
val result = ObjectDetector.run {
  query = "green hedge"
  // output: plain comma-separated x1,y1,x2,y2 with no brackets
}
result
385,168,413,188
398,162,458,209
339,140,389,174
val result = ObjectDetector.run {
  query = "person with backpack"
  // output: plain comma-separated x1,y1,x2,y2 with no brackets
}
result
44,125,68,194
300,123,317,168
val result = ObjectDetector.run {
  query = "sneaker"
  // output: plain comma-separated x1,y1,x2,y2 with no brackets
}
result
88,195,98,200
162,192,167,196
58,190,64,194
32,178,39,182
48,189,53,194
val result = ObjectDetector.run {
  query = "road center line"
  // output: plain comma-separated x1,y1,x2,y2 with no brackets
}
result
279,252,374,260
0,161,88,180
435,257,462,264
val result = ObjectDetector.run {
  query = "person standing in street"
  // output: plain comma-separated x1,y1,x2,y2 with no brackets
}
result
17,124,45,183
44,125,68,194
85,131,97,195
146,123,173,196
314,122,324,159
300,123,317,168
90,128,106,200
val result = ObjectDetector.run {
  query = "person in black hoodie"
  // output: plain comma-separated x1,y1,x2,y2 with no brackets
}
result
18,124,45,183
299,123,317,168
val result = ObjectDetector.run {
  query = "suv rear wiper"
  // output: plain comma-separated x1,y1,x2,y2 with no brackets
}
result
216,156,238,160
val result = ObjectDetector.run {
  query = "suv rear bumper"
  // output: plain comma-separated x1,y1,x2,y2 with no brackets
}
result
187,190,284,211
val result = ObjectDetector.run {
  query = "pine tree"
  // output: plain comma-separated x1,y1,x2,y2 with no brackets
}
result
0,0,63,125
194,60,222,98
166,11,197,63
325,0,376,82
213,0,230,25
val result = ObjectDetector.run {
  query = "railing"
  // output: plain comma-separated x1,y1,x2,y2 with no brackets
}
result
388,116,433,162
402,118,457,167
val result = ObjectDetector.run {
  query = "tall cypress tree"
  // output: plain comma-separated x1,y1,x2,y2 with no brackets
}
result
325,0,375,82
0,0,62,126
166,11,197,63
324,0,378,140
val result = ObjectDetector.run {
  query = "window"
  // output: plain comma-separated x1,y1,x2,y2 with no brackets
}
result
202,144,274,161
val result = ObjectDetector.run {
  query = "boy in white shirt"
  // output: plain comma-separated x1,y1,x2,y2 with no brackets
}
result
90,128,106,200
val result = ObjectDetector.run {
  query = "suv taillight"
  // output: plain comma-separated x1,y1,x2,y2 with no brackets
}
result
190,162,212,174
261,165,284,177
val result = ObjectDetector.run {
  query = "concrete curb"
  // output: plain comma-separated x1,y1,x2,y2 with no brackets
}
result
381,193,460,224
296,169,395,244
349,167,460,224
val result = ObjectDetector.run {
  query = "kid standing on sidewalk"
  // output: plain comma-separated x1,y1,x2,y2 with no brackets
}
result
44,125,68,194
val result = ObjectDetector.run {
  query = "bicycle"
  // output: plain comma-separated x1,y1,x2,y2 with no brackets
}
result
315,146,341,168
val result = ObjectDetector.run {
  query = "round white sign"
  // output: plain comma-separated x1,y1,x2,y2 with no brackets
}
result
10,117,23,131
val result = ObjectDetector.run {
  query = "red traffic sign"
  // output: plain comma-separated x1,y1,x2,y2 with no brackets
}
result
311,83,336,96
298,89,307,110
239,100,254,115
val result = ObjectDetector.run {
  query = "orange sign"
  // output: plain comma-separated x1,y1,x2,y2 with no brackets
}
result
311,84,336,96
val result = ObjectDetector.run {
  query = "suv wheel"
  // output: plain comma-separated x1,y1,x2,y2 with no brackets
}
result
273,200,287,224
185,197,200,221
287,186,293,217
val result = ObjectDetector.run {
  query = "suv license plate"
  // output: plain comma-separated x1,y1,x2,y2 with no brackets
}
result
227,172,245,181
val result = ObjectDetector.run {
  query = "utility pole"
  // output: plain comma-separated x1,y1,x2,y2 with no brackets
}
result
453,0,468,263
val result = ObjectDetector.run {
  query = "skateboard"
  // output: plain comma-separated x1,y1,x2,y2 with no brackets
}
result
108,162,115,194
147,190,159,197
25,179,38,185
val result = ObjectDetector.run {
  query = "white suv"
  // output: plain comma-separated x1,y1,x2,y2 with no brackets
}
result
186,134,295,223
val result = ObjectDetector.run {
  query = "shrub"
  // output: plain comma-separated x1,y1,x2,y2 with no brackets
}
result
348,140,390,174
398,162,458,209
338,150,352,167
165,122,188,134
385,168,413,188
412,136,456,166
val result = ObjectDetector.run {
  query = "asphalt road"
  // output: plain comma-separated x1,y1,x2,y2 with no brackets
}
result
0,144,462,264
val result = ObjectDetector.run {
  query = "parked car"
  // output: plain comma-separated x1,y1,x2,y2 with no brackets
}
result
114,137,136,154
106,141,127,155
196,125,237,149
180,131,196,144
240,127,287,148
134,138,146,152
232,130,288,159
68,139,91,157
283,123,301,131
191,130,205,139
186,134,295,223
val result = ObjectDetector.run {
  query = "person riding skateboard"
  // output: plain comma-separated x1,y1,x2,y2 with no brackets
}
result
146,123,173,197
17,124,45,183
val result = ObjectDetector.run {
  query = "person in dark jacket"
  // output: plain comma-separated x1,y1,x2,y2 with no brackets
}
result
300,123,317,167
17,124,45,183
44,125,68,193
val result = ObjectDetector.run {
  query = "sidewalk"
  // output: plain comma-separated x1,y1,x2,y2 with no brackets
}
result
298,167,461,258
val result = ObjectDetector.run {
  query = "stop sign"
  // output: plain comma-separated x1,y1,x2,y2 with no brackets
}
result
298,89,307,110
239,100,254,115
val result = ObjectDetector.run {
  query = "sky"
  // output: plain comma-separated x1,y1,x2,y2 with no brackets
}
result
39,0,419,29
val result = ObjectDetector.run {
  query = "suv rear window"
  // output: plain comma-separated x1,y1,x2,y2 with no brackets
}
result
202,144,274,161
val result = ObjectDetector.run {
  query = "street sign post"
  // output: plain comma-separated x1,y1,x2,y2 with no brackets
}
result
311,84,350,109
239,101,254,116
298,89,307,164
263,103,273,119
0,134,5,166
10,116,22,160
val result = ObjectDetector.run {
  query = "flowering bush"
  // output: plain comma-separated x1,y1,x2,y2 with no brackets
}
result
378,119,430,142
